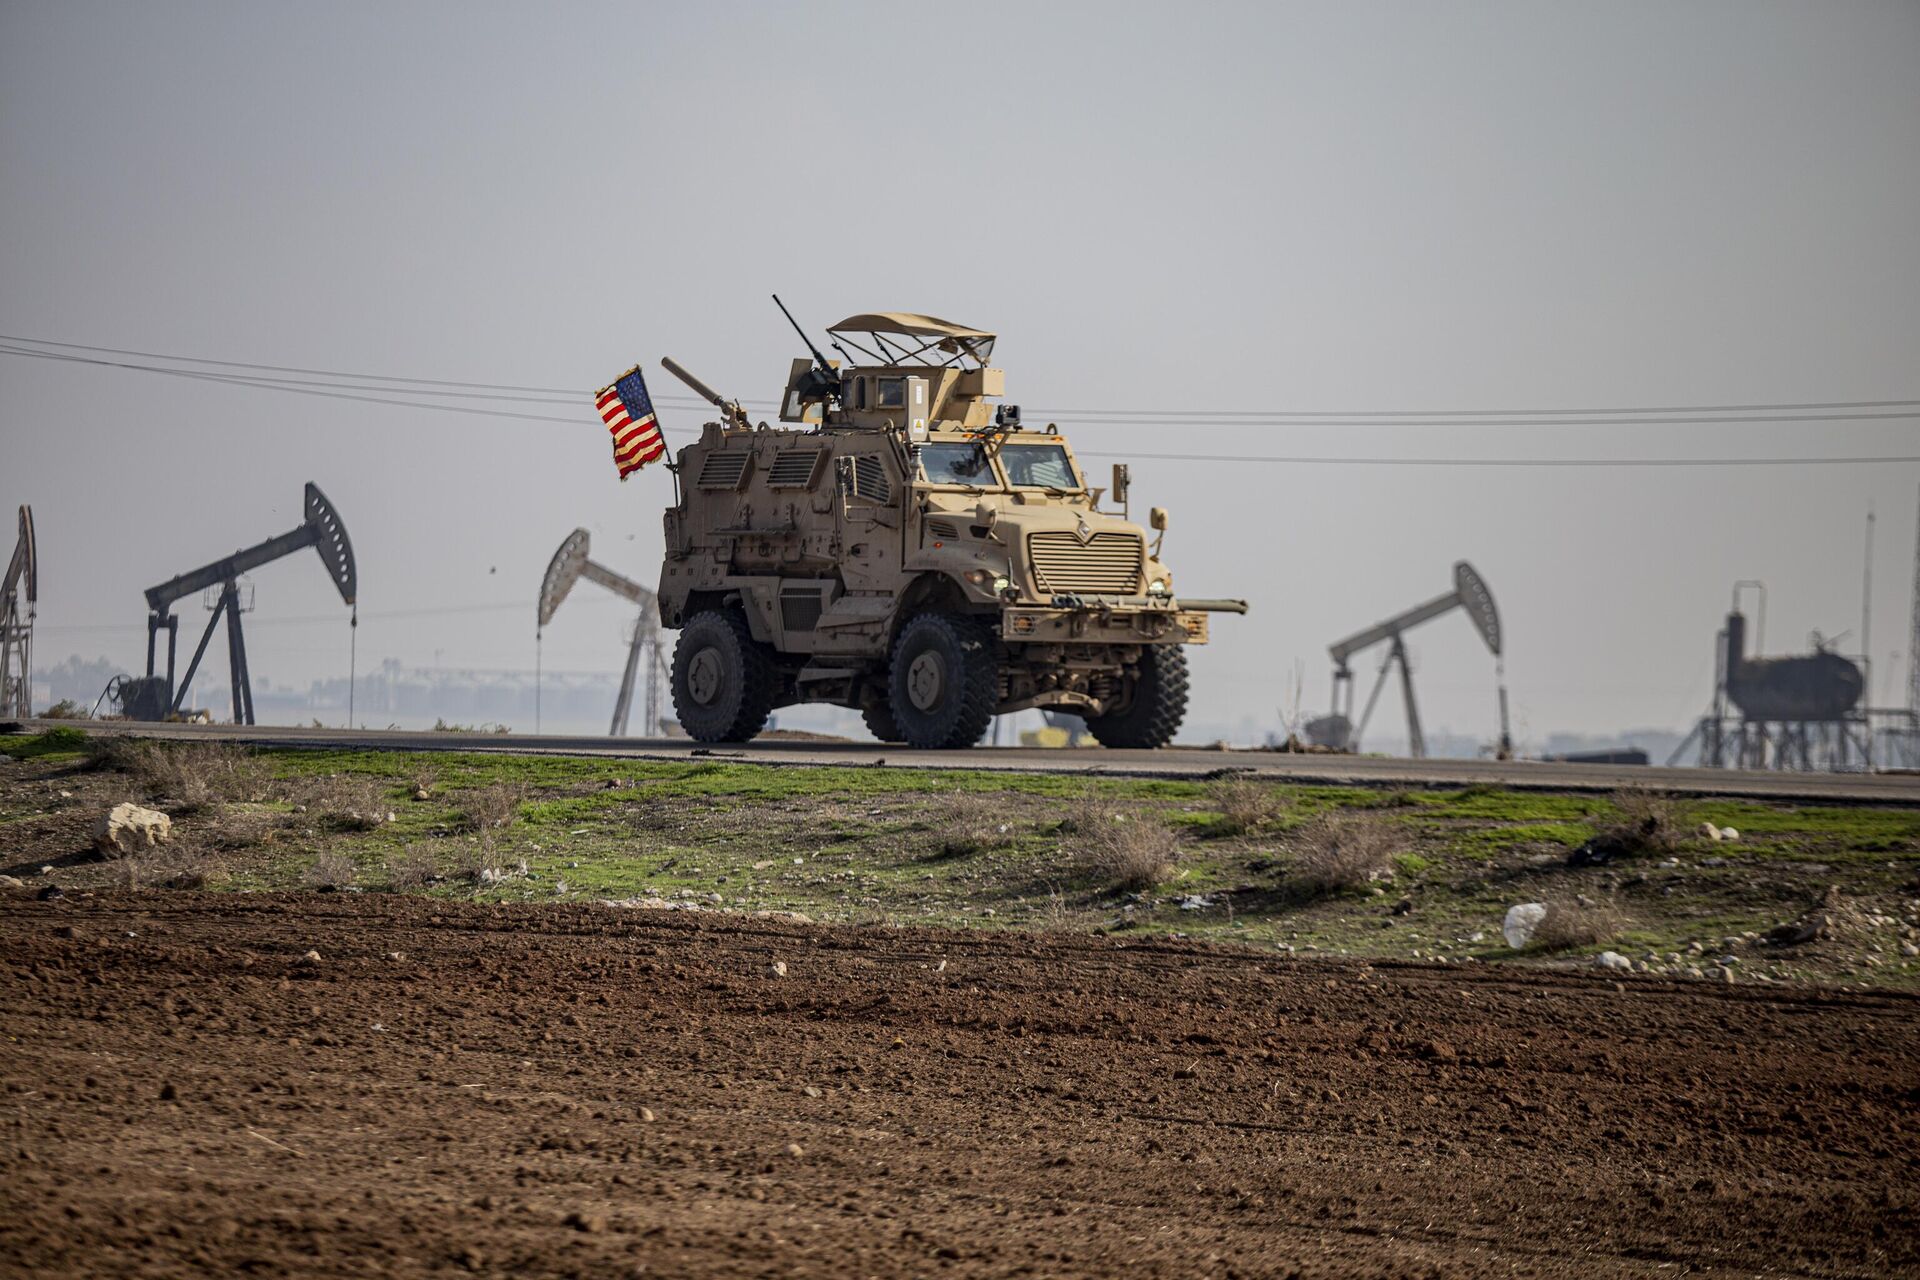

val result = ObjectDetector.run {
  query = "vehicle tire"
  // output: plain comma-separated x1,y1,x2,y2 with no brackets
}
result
887,613,998,749
670,609,778,743
1084,646,1188,749
860,699,902,744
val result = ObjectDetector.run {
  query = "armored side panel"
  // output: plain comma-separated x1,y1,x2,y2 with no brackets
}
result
655,311,1245,747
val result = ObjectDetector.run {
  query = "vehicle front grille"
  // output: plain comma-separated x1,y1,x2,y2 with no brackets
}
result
1026,531,1144,595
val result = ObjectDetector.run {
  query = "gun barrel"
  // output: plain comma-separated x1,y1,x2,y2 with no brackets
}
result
660,356,728,409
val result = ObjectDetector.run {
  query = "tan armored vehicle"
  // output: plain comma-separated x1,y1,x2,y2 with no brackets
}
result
655,305,1246,749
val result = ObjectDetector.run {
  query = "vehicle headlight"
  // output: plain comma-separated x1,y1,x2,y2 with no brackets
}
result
1147,579,1168,595
992,575,1011,593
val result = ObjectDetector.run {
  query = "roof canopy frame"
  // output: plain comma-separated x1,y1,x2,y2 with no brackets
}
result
826,313,997,369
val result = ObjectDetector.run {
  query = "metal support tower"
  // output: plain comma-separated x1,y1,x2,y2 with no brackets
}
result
538,529,667,737
1,506,36,718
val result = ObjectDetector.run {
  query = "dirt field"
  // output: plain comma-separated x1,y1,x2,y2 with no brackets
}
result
2,892,1915,1278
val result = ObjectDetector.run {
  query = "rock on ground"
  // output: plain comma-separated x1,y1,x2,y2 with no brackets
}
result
92,803,172,857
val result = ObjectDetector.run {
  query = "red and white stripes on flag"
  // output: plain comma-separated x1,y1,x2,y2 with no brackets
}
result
594,366,666,480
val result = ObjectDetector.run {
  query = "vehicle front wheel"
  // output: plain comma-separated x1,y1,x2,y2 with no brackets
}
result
887,613,997,749
860,698,902,744
670,609,778,743
1084,646,1188,749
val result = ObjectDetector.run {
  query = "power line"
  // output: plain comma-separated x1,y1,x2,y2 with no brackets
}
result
6,335,1918,468
8,332,1917,422
0,345,600,429
1043,410,1920,428
0,332,588,397
1077,449,1920,468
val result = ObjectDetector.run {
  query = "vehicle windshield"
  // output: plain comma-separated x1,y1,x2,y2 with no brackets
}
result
1001,443,1079,489
917,442,998,487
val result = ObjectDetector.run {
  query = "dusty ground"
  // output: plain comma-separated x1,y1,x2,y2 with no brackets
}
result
1,891,1915,1278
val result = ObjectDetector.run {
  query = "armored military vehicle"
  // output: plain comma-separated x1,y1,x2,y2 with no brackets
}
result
655,305,1245,749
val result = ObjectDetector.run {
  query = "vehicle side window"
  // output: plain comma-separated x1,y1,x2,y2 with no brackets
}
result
1002,444,1078,489
916,443,996,488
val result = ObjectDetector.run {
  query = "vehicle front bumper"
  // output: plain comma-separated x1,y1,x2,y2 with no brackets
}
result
1000,595,1220,645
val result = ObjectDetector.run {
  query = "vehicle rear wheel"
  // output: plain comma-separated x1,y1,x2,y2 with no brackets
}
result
887,613,997,749
1084,646,1188,749
670,609,778,743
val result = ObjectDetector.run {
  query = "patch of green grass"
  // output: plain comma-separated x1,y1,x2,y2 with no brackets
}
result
1446,821,1593,858
13,739,1918,988
1408,786,1609,823
1,727,88,760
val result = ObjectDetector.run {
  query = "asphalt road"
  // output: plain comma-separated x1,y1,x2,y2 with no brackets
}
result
13,717,1919,803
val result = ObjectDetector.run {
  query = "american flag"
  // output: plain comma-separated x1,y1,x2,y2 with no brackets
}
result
594,366,666,479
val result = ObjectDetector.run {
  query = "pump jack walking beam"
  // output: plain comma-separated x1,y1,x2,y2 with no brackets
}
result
140,483,355,723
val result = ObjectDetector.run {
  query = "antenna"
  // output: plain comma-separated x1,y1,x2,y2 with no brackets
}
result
1911,483,1920,718
1861,504,1874,712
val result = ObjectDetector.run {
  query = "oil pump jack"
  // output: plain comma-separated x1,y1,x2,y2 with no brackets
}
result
537,529,666,737
118,483,355,723
1311,561,1512,759
1,506,35,719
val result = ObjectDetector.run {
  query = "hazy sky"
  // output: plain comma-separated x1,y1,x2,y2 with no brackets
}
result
4,0,1918,745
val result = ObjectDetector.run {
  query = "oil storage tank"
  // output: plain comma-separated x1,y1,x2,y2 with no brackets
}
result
1722,611,1863,722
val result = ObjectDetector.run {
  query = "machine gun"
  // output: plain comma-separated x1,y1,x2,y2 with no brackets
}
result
538,528,665,736
124,482,356,723
660,356,749,432
772,294,842,403
1320,560,1511,759
1,506,35,719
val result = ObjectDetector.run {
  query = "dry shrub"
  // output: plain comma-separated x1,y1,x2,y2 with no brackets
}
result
457,782,523,833
386,844,441,891
1065,802,1180,891
448,842,505,886
1286,814,1396,897
88,739,260,814
303,848,357,890
1207,777,1288,835
82,735,147,773
924,792,1019,858
303,775,390,833
112,843,218,891
1531,898,1626,952
1581,789,1683,862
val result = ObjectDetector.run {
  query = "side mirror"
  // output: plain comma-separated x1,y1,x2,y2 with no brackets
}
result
1149,507,1169,532
1111,463,1131,507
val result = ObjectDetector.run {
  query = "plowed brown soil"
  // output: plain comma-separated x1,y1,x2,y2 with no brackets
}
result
1,893,1914,1279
